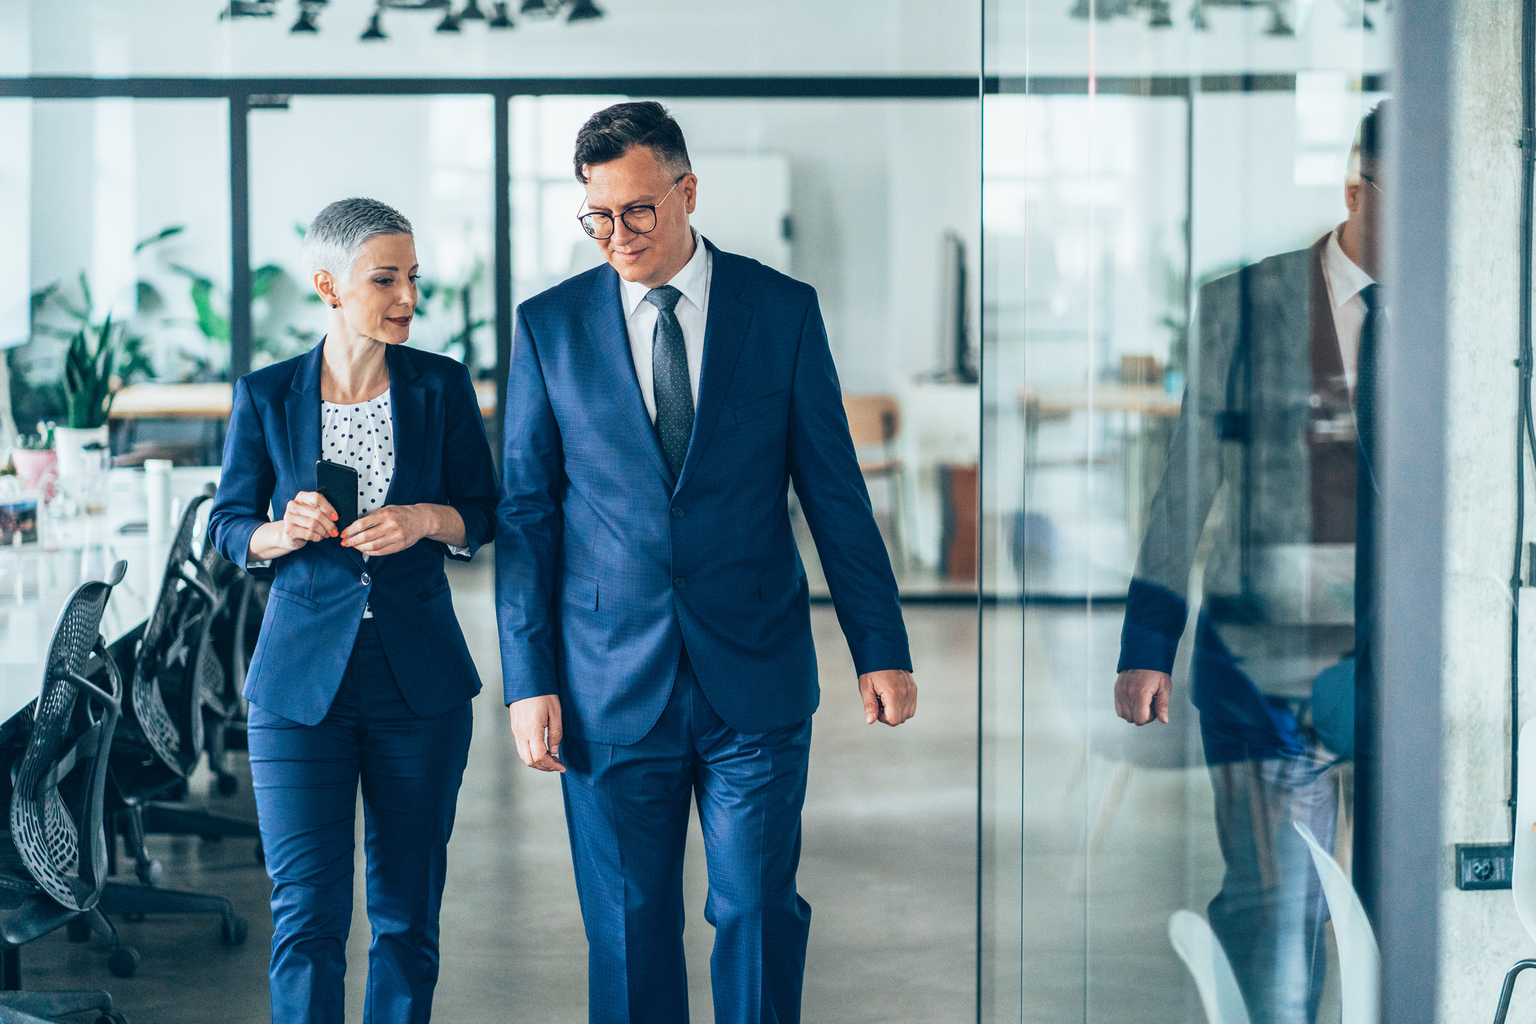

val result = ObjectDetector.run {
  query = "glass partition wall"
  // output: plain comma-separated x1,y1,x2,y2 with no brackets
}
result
981,7,1395,1022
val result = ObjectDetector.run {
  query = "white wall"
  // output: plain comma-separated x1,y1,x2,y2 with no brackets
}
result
5,0,979,77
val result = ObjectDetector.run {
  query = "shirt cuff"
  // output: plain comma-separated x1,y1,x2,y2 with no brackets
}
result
446,543,471,557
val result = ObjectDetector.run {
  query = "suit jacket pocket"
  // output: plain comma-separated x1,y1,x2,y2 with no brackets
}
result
563,571,599,611
757,554,803,601
417,577,451,603
733,389,789,426
268,585,321,612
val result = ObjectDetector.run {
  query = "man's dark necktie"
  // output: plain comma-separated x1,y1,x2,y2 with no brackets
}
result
646,285,693,480
1353,280,1383,926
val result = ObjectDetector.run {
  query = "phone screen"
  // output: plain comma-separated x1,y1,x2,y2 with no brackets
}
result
315,460,360,532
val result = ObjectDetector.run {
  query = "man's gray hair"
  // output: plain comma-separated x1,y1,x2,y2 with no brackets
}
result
302,197,414,280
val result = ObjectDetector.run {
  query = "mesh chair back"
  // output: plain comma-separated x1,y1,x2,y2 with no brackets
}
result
10,562,126,912
127,491,222,779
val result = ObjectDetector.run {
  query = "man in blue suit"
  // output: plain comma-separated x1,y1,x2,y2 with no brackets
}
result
495,101,917,1024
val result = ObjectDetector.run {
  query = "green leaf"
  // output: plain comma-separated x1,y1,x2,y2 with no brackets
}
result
77,272,92,316
133,225,184,254
252,264,286,300
188,278,232,343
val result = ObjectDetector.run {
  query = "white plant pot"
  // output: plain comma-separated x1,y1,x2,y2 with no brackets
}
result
54,425,110,479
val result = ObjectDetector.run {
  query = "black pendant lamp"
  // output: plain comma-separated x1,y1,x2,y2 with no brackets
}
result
488,2,514,27
360,9,388,38
459,0,487,19
566,0,603,22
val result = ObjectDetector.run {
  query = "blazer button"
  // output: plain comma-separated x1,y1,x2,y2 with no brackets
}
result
673,577,687,590
671,506,685,519
361,572,372,586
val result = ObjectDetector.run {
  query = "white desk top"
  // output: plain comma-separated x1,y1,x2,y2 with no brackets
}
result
0,466,224,726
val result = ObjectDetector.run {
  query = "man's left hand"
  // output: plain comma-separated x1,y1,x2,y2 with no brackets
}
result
858,669,917,727
341,505,428,557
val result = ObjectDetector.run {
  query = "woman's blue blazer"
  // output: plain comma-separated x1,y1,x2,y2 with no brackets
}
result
208,341,498,726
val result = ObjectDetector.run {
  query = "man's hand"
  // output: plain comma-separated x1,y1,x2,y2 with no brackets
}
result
509,694,565,772
858,669,917,727
1114,669,1172,726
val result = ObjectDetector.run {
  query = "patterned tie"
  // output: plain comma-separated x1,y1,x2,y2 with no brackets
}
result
646,285,693,479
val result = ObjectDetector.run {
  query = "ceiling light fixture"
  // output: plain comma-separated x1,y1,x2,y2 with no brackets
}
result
290,8,319,30
459,0,487,19
221,0,277,18
488,2,514,27
360,9,388,38
565,0,604,22
436,7,462,30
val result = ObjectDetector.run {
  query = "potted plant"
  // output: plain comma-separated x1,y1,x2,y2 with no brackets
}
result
11,423,56,500
55,315,117,481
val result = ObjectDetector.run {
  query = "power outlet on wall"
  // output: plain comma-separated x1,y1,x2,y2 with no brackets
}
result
1455,843,1514,890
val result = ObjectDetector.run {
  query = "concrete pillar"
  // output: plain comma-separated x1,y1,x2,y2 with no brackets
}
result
1439,2,1527,1020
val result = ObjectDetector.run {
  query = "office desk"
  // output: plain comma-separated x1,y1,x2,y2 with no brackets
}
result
0,467,223,727
111,380,499,420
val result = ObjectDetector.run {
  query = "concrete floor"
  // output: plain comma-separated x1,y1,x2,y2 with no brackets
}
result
22,559,977,1024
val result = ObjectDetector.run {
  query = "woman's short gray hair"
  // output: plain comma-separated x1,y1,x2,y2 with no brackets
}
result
302,198,414,281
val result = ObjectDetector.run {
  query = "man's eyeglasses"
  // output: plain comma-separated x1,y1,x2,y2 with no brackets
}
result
1359,172,1385,199
578,175,686,240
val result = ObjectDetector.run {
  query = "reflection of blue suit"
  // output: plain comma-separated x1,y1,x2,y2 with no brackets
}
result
497,240,910,1022
210,341,497,1024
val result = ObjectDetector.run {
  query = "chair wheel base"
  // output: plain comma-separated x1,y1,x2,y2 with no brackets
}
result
108,946,140,978
214,774,239,797
220,915,248,946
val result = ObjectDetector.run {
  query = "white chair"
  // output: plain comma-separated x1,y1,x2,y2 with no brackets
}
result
1294,820,1380,1024
1490,720,1536,1023
1168,910,1252,1024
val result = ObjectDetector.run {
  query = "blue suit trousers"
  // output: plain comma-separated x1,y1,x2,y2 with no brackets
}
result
560,653,814,1024
248,619,473,1024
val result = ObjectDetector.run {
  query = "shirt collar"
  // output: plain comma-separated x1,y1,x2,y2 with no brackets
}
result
1323,224,1375,310
620,230,710,320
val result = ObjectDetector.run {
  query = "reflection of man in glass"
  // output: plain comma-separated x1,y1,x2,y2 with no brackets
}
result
1111,103,1385,1024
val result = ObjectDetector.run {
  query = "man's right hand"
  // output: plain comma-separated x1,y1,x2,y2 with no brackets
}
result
1114,669,1172,726
509,694,565,773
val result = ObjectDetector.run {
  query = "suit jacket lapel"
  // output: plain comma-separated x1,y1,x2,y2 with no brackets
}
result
383,344,425,508
290,339,367,575
676,242,752,494
584,267,674,488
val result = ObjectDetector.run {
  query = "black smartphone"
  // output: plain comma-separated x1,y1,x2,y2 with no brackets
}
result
315,460,360,533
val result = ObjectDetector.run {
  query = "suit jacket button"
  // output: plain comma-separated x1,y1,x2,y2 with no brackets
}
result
361,572,371,586
673,577,686,590
671,506,685,518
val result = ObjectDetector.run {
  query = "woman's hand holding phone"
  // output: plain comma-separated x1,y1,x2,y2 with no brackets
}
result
247,491,339,561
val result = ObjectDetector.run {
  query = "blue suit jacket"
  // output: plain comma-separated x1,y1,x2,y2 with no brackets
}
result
496,240,911,745
208,342,498,726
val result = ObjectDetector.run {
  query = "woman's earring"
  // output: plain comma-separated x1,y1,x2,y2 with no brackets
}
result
331,303,339,309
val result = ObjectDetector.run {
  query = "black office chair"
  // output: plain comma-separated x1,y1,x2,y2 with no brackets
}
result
99,492,251,946
196,538,262,799
0,561,135,1023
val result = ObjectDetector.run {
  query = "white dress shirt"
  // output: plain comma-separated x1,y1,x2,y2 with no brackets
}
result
1321,225,1377,387
619,231,712,422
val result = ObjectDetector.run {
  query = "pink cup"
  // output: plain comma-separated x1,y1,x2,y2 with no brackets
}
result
11,448,57,501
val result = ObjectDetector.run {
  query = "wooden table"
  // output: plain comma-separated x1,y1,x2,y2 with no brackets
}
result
1017,383,1183,420
112,380,499,420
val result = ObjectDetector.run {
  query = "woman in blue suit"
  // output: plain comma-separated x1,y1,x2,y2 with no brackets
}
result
208,197,497,1024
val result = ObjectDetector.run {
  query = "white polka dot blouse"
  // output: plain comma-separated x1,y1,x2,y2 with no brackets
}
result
322,392,394,617
321,392,396,521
